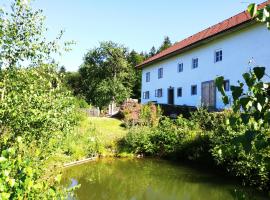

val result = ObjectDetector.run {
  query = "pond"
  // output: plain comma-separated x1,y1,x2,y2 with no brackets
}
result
61,158,266,200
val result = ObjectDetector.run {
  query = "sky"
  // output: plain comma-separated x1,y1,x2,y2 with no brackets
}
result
1,0,265,71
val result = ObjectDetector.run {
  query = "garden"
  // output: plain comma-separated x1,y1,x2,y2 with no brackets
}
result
0,0,270,199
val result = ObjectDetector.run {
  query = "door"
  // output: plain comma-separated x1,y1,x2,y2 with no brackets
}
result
201,81,216,108
168,88,174,105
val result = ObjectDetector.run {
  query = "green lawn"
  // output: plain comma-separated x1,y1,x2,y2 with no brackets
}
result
89,117,127,147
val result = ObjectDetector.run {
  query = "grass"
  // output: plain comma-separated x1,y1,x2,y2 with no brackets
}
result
46,115,129,169
89,117,127,145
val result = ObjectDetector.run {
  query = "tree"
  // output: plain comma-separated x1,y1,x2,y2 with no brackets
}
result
157,36,172,53
0,1,66,69
148,46,157,57
79,41,135,108
59,66,66,73
0,0,76,198
127,50,145,99
65,71,82,96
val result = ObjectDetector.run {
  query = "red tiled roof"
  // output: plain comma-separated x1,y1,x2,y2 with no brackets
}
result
137,1,270,68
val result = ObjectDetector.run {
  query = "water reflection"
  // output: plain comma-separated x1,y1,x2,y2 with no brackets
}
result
61,158,266,200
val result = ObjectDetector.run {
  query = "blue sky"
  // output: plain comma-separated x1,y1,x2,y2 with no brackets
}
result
1,0,264,71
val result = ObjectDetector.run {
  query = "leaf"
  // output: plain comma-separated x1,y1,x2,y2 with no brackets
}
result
257,103,262,112
262,8,270,22
253,67,265,80
242,72,255,87
264,111,270,122
239,97,251,111
231,86,243,101
222,96,229,105
215,76,226,95
248,3,258,18
240,113,250,124
241,131,256,153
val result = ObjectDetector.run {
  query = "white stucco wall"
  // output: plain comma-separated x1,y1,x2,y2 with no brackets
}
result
141,23,270,109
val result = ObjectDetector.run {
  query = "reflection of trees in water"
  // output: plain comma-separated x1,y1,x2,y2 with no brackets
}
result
61,159,263,200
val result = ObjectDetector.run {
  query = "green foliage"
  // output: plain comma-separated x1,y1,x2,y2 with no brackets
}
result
148,46,157,57
191,107,230,131
146,36,173,58
0,0,72,69
215,67,270,128
79,41,135,108
0,66,78,199
127,50,144,99
121,102,162,127
64,71,82,96
156,36,172,54
61,116,102,160
139,103,162,127
215,67,270,190
248,3,270,29
0,66,76,148
0,137,67,200
73,97,90,109
123,116,207,159
0,0,78,198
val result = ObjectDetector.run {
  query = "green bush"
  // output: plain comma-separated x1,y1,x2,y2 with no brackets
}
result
211,122,270,190
191,107,229,131
0,66,78,199
123,116,208,159
73,97,90,109
124,126,154,155
0,137,67,200
61,117,103,160
214,67,270,191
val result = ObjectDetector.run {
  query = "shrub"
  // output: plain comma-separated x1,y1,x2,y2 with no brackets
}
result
124,126,154,155
74,97,90,109
122,116,207,159
0,137,67,199
120,101,162,127
191,107,229,131
211,123,270,190
139,102,162,127
214,67,270,190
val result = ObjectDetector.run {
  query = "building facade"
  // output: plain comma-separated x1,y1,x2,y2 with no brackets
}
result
138,3,270,109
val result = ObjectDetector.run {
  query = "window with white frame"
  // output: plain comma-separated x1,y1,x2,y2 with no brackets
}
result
177,87,182,97
158,68,163,79
146,72,150,82
192,58,198,69
178,63,183,72
215,50,223,62
143,91,150,99
191,85,197,95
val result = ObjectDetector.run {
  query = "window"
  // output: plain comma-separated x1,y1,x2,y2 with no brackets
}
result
158,68,163,79
192,58,198,69
177,87,182,97
178,63,183,72
146,72,150,82
223,80,230,91
155,88,163,97
191,85,197,95
143,91,150,99
215,50,222,62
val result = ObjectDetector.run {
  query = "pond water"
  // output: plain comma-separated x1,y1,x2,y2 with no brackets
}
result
61,158,266,200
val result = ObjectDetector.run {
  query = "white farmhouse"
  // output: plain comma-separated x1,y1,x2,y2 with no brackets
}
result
138,1,270,109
